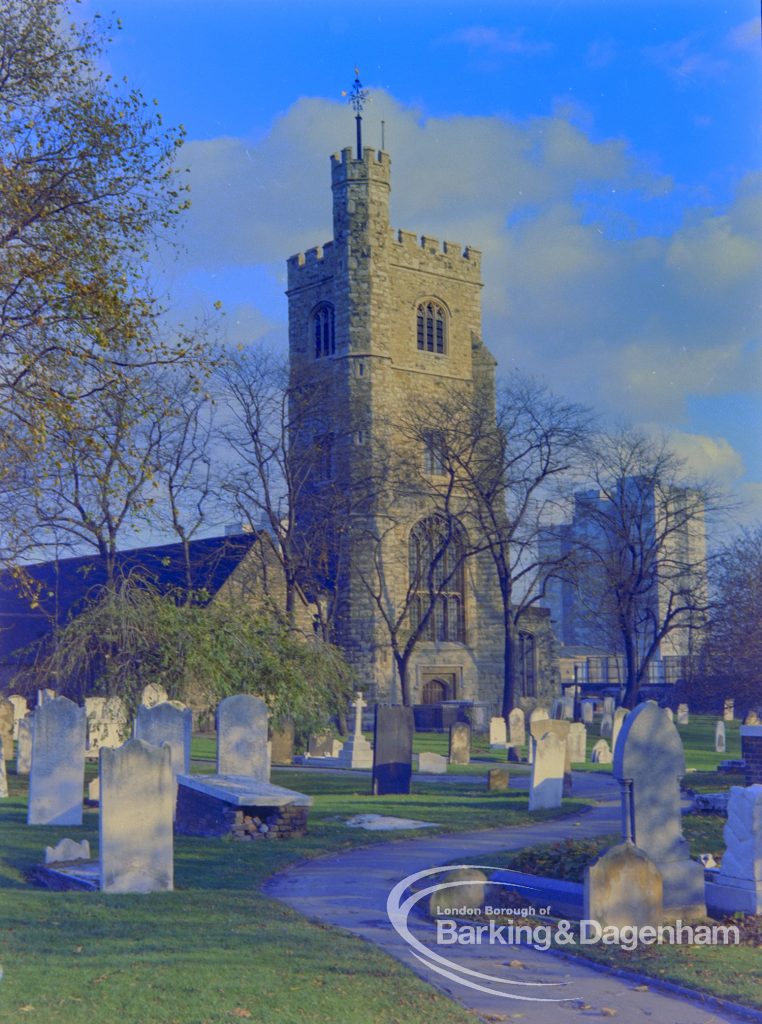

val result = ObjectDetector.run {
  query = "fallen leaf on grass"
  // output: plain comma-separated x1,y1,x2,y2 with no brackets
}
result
230,1011,252,1020
18,1007,34,1014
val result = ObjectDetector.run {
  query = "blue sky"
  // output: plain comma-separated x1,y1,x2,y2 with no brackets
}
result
100,0,761,522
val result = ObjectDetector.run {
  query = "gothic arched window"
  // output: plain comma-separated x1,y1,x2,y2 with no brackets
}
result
408,516,465,643
313,303,335,358
416,300,447,355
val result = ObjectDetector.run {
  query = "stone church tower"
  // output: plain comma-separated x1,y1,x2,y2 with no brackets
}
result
286,144,550,711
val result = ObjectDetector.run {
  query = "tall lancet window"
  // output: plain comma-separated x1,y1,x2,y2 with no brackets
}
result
416,300,447,354
313,303,335,358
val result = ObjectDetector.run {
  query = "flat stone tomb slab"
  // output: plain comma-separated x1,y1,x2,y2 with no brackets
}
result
175,774,312,840
177,774,312,808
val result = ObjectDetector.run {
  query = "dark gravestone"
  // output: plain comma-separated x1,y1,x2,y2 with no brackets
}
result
270,720,295,765
614,700,705,916
448,722,471,765
372,705,414,795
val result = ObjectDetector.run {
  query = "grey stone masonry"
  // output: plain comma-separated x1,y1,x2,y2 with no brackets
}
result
27,696,86,826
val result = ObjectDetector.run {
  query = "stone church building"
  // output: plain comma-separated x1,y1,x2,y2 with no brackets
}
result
286,143,558,712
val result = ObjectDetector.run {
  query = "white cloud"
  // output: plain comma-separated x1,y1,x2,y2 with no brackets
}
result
643,35,728,81
664,431,745,485
440,26,553,57
726,18,760,53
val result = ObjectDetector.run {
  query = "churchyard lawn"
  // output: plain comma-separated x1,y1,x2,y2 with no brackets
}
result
0,757,588,1024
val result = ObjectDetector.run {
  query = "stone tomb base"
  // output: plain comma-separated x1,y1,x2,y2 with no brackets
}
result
175,775,312,840
30,858,100,891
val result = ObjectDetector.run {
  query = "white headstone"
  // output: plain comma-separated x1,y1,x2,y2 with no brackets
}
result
561,695,575,720
591,738,612,764
216,694,268,779
715,720,726,754
45,838,90,864
88,776,100,803
16,717,32,774
664,707,674,722
614,700,705,915
677,703,689,725
568,722,587,764
100,739,174,893
141,683,169,708
603,696,615,715
581,700,595,725
27,696,86,826
37,687,56,705
528,730,565,810
8,695,27,739
135,702,192,777
338,692,374,768
600,712,613,738
85,696,127,752
706,785,762,915
418,752,447,774
508,707,525,747
550,698,563,719
611,707,629,753
527,707,549,764
489,716,507,747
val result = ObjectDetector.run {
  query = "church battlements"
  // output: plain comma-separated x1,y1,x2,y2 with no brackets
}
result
390,229,482,277
330,146,391,183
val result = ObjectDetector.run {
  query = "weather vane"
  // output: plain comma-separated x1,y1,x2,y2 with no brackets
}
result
342,68,369,157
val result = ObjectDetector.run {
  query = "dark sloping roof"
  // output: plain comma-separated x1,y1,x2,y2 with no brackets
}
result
0,533,258,664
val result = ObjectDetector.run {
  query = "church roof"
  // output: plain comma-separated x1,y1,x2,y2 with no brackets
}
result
0,532,257,666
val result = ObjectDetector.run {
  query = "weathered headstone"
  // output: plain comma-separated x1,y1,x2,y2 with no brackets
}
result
599,712,613,738
307,731,334,757
705,784,762,915
418,752,447,774
568,722,587,764
487,767,509,791
664,707,674,722
16,717,32,774
338,692,374,769
561,694,575,720
489,716,507,747
550,698,563,720
85,696,127,752
677,703,689,726
581,700,595,725
45,838,90,864
37,687,56,705
591,738,612,764
27,696,86,825
527,707,549,764
8,695,28,739
140,682,169,708
614,700,705,916
0,739,7,797
611,707,629,753
723,698,735,722
135,701,192,783
508,707,525,747
216,694,268,779
585,843,663,928
529,730,565,810
100,739,174,893
531,718,571,794
270,720,295,765
603,696,615,715
448,722,471,765
0,698,14,760
715,720,726,754
372,705,414,795
88,776,100,804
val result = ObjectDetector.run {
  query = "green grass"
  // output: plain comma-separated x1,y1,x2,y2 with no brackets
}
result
0,761,586,1024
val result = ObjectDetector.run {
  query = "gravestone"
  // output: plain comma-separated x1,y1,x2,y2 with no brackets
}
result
337,692,374,769
723,698,735,722
8,695,27,739
581,700,595,725
585,843,663,928
664,707,674,722
550,698,563,720
561,694,575,720
0,699,14,760
88,777,100,804
705,784,762,915
448,722,471,766
372,705,414,795
715,720,726,754
591,738,612,764
527,707,549,764
489,716,507,747
745,710,761,726
45,838,90,864
613,700,705,916
140,683,169,708
603,696,615,715
599,712,613,738
135,701,192,786
531,718,571,795
270,720,295,765
528,730,565,810
308,731,334,757
508,707,525,747
611,707,629,753
85,696,127,752
37,688,56,705
216,694,268,780
16,717,32,774
418,752,447,774
0,740,7,797
487,767,509,791
677,703,689,725
27,696,86,825
100,739,174,893
568,722,587,764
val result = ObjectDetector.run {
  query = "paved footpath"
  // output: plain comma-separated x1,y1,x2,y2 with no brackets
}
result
266,771,750,1024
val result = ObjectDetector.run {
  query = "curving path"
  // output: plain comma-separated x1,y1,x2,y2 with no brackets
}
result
265,771,749,1024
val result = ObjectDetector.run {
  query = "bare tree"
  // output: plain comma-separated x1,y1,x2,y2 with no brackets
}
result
553,428,722,708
